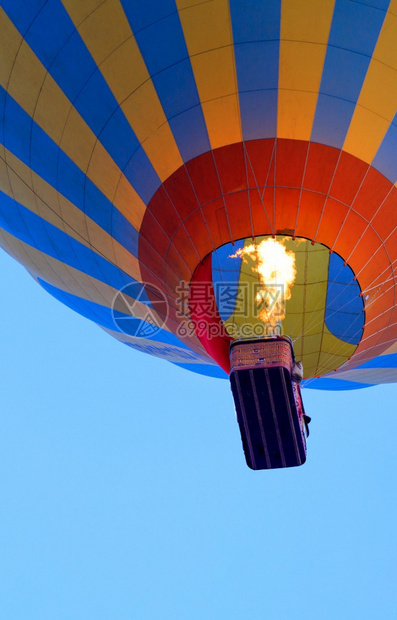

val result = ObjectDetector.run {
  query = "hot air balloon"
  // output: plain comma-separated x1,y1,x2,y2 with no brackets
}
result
1,1,397,466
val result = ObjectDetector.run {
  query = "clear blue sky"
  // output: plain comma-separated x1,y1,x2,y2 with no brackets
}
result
0,248,396,620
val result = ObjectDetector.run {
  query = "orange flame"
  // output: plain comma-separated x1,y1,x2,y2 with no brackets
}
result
231,238,296,326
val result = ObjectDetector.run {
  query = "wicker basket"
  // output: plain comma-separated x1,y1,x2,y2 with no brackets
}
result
230,336,293,373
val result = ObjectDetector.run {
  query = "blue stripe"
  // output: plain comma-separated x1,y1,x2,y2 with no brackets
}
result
212,239,244,283
37,277,192,350
328,252,357,284
121,0,210,162
372,116,397,183
229,0,281,43
229,1,281,140
0,0,47,36
125,3,186,73
1,0,161,202
311,0,389,147
353,353,397,370
0,191,133,291
120,0,176,34
152,62,210,162
328,0,390,55
302,378,372,390
311,95,356,149
325,252,364,344
0,87,139,257
238,91,278,141
212,240,244,321
362,0,392,7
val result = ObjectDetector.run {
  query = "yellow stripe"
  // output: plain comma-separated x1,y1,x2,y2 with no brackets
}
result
316,326,356,376
284,240,329,356
0,227,156,324
0,204,46,279
176,0,242,149
278,0,335,140
344,0,397,163
0,147,141,283
62,0,183,182
0,227,114,307
0,8,146,233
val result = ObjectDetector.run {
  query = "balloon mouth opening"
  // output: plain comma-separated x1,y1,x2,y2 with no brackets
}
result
188,235,365,380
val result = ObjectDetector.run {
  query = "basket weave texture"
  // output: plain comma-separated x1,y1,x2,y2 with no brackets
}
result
230,339,293,372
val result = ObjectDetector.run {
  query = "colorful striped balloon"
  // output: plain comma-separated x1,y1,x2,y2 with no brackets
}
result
1,0,397,389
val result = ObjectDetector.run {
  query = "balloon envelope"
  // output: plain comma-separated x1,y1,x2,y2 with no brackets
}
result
1,0,397,389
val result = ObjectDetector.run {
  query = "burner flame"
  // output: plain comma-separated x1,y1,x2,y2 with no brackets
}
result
231,238,296,326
